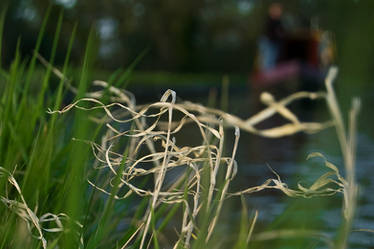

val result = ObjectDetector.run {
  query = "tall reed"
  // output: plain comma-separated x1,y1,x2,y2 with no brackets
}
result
0,8,365,248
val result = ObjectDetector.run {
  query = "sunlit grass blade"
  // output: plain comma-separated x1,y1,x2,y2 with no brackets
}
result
60,27,97,249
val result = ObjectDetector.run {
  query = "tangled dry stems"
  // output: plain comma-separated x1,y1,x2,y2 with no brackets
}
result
47,68,345,248
1,67,358,249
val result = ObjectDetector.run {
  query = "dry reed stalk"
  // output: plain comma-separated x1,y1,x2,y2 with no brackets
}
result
325,67,360,249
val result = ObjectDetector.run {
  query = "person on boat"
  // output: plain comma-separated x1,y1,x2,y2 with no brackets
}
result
258,3,285,71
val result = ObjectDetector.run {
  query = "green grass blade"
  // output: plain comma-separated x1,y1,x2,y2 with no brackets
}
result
50,22,77,126
18,5,51,118
115,47,149,89
35,10,64,117
62,27,97,248
85,146,129,249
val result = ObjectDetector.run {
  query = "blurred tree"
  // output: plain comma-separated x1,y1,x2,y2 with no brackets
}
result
1,0,374,80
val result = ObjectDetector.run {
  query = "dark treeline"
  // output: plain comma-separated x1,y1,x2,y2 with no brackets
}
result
1,0,374,80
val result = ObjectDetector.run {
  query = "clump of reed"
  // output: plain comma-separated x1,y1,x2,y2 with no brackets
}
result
0,8,369,249
39,67,358,248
